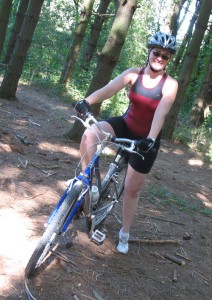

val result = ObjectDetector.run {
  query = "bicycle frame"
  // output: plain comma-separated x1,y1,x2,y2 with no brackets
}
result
45,114,142,235
46,137,108,234
25,114,144,279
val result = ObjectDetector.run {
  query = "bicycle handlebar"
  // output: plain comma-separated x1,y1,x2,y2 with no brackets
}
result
72,115,144,159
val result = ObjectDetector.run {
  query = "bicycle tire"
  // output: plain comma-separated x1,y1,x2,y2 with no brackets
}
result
86,165,127,231
25,183,82,278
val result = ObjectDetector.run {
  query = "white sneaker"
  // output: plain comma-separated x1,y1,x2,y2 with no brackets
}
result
117,229,129,254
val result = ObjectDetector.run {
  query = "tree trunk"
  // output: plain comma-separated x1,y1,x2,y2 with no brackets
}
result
177,0,190,29
190,32,212,125
0,0,13,59
87,0,138,97
3,0,29,64
163,0,212,139
0,0,44,100
169,0,201,76
84,0,112,62
165,0,182,36
66,0,138,142
59,0,95,88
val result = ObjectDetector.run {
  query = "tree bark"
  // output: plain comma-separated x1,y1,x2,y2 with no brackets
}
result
162,0,212,139
0,0,44,100
0,0,13,59
66,0,138,142
190,52,212,125
169,0,201,76
84,0,112,62
59,0,95,88
165,0,182,36
86,0,138,102
3,0,29,64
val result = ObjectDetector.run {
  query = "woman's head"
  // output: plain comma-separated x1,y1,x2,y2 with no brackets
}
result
147,32,176,73
147,32,177,54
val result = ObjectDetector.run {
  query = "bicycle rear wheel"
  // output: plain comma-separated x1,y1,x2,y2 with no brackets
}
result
86,164,127,231
25,182,82,278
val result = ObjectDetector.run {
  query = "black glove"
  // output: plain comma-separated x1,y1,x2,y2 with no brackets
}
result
136,137,155,153
74,99,91,118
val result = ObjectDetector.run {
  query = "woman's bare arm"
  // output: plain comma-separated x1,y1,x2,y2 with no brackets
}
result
85,68,139,105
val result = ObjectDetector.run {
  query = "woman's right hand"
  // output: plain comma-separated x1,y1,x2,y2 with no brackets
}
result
74,99,91,118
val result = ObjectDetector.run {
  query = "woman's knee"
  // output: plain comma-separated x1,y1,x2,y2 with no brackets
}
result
124,183,141,198
124,169,146,198
81,127,96,144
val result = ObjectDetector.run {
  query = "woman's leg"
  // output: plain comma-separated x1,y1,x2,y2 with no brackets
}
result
117,165,147,253
80,121,115,170
122,165,147,232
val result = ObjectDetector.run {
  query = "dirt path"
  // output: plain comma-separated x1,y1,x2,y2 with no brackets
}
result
0,83,211,300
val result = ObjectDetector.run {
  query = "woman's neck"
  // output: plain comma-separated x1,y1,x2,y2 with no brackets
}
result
145,66,164,78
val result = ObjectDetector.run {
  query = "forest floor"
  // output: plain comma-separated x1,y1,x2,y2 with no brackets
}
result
0,82,211,300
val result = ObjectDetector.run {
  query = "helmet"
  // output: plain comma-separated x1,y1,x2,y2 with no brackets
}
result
147,32,177,54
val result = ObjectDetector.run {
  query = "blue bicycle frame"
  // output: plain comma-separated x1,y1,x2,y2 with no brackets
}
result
46,150,102,233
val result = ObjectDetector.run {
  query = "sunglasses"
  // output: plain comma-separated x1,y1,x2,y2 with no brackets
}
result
152,51,170,61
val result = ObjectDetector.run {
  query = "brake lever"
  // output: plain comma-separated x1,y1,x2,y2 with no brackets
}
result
71,115,95,129
120,141,144,160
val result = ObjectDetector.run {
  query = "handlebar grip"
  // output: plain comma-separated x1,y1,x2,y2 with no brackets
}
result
134,140,139,149
85,112,93,118
111,136,117,143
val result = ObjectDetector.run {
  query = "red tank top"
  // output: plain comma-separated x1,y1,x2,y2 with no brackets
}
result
123,68,168,137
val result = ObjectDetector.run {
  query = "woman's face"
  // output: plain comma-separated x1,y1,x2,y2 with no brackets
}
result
149,47,171,72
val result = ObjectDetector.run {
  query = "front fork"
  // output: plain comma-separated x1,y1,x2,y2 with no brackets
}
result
47,178,87,228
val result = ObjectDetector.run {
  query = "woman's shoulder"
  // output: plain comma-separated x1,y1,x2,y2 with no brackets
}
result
123,67,141,85
166,74,178,87
166,73,177,82
123,67,140,75
163,74,178,95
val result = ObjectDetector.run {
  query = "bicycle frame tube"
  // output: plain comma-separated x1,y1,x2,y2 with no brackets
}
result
47,150,102,232
61,152,102,232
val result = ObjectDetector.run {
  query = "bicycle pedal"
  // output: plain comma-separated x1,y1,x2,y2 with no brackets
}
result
91,229,106,245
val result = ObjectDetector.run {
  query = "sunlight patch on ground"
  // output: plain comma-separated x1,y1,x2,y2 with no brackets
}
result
0,207,40,294
74,230,115,256
196,192,212,209
103,145,116,156
159,146,169,153
173,148,184,155
57,180,69,190
0,143,14,153
188,159,203,166
0,208,35,263
37,141,80,157
0,167,22,178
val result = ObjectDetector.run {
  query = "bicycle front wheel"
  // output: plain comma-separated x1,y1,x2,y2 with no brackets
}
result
25,183,82,278
87,165,127,231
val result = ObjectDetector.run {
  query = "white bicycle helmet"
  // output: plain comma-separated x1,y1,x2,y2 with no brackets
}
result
148,32,177,54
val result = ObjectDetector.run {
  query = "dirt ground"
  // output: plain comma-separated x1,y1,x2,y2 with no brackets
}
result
0,83,211,300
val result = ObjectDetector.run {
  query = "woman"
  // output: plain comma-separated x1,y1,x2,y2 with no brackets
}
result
75,32,178,254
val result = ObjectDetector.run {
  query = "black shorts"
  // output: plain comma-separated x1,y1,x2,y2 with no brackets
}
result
106,116,160,174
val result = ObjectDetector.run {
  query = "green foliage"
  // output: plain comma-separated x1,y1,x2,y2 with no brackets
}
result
19,0,78,88
148,185,211,216
100,89,130,118
174,114,212,161
1,0,210,159
1,0,155,102
174,33,212,160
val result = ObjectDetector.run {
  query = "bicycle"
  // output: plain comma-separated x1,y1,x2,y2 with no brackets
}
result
25,114,143,278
